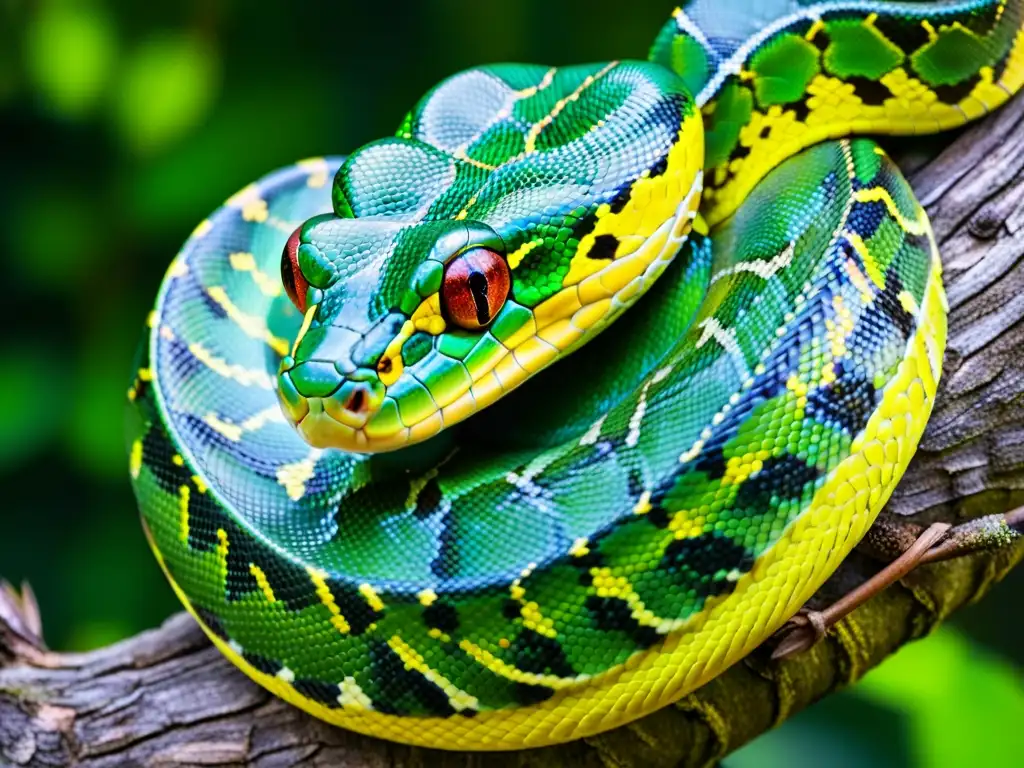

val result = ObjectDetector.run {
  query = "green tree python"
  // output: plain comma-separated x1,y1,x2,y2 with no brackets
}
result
126,0,1024,751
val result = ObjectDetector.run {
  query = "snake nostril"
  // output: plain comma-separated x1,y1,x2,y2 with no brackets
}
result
344,387,367,414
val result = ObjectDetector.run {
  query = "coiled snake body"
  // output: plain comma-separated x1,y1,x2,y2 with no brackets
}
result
128,0,1024,750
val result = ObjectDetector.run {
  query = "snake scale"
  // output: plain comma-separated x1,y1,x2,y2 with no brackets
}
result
127,0,1024,750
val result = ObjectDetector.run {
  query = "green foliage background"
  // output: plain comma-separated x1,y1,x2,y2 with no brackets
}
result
0,1,1019,765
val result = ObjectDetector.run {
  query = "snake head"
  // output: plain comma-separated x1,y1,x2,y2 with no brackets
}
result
278,61,704,453
278,212,515,451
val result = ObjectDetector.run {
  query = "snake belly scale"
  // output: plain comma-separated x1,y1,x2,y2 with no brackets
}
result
127,0,1024,750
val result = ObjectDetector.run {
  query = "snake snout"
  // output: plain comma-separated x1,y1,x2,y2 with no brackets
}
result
321,370,386,430
278,359,384,421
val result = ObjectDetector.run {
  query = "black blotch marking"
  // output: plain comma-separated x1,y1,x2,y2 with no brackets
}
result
140,423,191,496
252,552,320,613
323,576,379,635
508,629,576,677
570,211,599,243
586,596,661,648
372,698,400,716
423,602,459,633
660,532,756,599
187,500,334,615
733,454,824,509
588,234,620,261
845,76,893,106
512,682,556,705
370,641,457,717
502,598,523,619
932,73,982,105
759,124,772,140
806,362,879,435
730,142,753,162
193,511,326,614
193,606,230,641
648,154,669,178
871,15,932,54
571,549,604,572
693,447,728,480
243,651,283,677
468,270,491,326
413,477,444,520
293,678,342,708
808,25,830,51
645,504,672,529
789,98,813,123
642,482,682,530
608,185,633,214
877,273,916,339
181,486,233,556
222,528,261,601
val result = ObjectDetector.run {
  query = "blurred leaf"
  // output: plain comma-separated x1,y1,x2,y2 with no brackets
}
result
59,494,180,651
950,566,1024,665
25,1,117,117
65,311,140,478
11,185,102,290
433,0,530,62
66,619,131,651
853,626,1024,768
113,32,219,154
127,79,337,234
0,346,65,469
727,675,910,768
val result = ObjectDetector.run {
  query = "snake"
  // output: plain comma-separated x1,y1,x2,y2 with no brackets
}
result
127,0,1024,751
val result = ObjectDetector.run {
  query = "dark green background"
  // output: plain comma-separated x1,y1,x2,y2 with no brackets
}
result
0,1,1019,765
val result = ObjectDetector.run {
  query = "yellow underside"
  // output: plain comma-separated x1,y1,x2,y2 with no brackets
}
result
152,237,947,749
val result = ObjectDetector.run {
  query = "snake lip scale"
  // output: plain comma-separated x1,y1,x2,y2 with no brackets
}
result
128,0,1024,751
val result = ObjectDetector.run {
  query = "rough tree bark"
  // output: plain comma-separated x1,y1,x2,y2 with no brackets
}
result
3,95,1024,768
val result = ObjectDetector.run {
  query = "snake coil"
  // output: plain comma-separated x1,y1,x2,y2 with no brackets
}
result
128,0,1024,750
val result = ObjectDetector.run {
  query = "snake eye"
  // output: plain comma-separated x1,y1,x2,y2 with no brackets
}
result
281,225,309,313
441,247,511,330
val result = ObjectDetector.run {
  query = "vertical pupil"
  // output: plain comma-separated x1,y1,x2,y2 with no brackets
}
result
467,270,490,326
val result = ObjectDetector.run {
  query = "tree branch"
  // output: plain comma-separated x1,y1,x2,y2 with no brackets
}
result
4,96,1024,767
